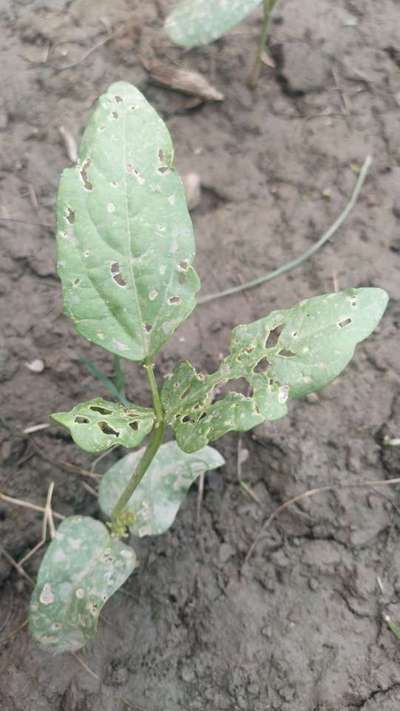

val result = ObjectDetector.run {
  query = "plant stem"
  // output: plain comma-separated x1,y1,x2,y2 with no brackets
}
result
111,419,165,521
111,361,165,522
248,0,277,89
144,360,164,422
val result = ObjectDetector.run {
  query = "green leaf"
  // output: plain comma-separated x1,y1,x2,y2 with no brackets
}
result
98,441,225,536
51,397,155,453
165,0,262,48
29,516,137,654
162,288,388,452
56,81,200,362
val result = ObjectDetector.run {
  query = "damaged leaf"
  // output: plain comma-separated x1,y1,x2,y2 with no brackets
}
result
143,58,224,101
99,441,225,536
165,0,262,48
56,81,200,363
162,288,388,452
29,516,137,654
51,397,154,453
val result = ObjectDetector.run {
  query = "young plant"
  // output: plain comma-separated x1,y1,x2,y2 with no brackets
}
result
165,0,279,87
28,81,387,654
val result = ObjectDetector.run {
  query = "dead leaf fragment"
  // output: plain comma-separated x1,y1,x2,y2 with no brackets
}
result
142,59,224,102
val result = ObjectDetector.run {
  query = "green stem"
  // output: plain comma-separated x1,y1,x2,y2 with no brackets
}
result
248,0,277,89
111,361,165,523
144,360,164,422
111,420,165,521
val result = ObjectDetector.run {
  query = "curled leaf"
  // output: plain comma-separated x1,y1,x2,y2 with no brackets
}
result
99,441,225,536
56,82,200,362
29,516,137,654
162,288,388,452
51,397,154,453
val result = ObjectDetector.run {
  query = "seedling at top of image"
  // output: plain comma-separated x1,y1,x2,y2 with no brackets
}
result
27,82,387,654
165,0,280,86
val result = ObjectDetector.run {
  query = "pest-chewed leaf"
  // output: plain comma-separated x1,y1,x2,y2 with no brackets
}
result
165,0,262,48
56,81,200,362
51,397,154,453
29,516,137,654
162,288,388,452
99,441,225,536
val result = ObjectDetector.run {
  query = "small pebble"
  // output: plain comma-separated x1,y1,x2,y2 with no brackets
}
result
25,358,45,373
182,172,202,210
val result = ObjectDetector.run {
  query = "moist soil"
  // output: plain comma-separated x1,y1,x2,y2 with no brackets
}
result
1,1,400,709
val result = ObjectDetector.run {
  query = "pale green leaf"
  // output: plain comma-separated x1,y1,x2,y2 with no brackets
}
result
165,0,262,48
51,397,154,453
99,441,225,536
29,516,137,654
162,288,388,452
56,81,200,362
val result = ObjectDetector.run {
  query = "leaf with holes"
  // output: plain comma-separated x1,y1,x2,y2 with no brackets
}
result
99,441,225,536
165,0,262,48
56,81,200,362
51,398,155,453
162,288,388,452
29,516,137,654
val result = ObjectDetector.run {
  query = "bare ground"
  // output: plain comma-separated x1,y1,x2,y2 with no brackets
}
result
0,0,400,709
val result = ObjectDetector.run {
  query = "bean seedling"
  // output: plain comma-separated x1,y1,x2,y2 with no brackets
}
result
165,0,280,87
26,82,387,654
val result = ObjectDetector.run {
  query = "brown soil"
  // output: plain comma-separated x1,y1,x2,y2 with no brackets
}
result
1,0,400,709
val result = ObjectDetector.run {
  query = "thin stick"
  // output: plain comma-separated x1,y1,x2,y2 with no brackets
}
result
0,491,64,520
30,440,100,480
244,474,400,566
0,217,53,229
44,481,56,539
199,156,372,305
0,547,34,585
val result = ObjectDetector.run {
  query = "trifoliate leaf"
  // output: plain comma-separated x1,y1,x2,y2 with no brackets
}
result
51,397,154,453
162,288,388,452
56,81,200,362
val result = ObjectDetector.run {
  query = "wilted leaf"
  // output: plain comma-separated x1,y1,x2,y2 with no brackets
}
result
162,288,388,452
165,0,262,48
56,81,200,362
29,516,137,654
51,397,154,453
99,441,225,536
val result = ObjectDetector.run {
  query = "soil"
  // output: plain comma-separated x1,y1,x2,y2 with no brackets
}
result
1,0,400,709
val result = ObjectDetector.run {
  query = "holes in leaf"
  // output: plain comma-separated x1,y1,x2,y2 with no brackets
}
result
158,166,170,175
144,323,152,333
110,261,127,288
97,421,119,437
75,416,89,424
80,159,93,191
72,278,80,287
279,349,296,358
213,378,251,401
178,260,189,271
129,421,139,431
168,295,181,305
350,298,357,307
338,317,352,329
253,357,272,374
90,405,113,415
265,324,284,349
114,95,123,103
112,111,119,119
65,208,75,224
